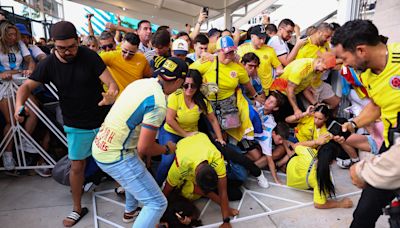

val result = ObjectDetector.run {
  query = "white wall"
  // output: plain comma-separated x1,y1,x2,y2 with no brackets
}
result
373,0,400,43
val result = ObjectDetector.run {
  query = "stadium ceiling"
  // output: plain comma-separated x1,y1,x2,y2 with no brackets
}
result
69,0,262,30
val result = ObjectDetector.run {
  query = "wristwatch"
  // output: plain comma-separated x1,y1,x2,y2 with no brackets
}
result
252,93,259,99
223,217,231,223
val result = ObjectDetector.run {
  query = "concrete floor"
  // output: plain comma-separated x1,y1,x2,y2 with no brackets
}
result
0,165,390,228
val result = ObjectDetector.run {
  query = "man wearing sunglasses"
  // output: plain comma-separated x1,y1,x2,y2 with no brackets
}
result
99,31,117,53
14,21,118,227
100,33,152,95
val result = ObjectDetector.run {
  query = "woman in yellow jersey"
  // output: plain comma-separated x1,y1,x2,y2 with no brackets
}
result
156,69,224,185
286,104,332,147
190,36,263,141
286,142,353,209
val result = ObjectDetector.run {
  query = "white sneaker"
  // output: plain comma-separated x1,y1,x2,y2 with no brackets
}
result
256,171,270,188
34,164,52,177
21,138,37,153
2,152,15,170
336,158,352,169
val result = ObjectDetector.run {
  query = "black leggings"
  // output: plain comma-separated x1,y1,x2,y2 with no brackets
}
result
198,115,261,178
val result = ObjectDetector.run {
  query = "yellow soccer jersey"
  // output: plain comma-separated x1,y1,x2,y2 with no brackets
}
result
100,50,151,95
164,89,213,136
360,43,400,146
237,43,282,95
295,115,328,143
92,78,166,164
190,58,249,100
296,37,331,59
286,145,327,205
166,133,226,188
273,58,319,95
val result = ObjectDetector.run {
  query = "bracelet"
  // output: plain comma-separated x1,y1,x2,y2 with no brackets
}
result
165,144,171,155
350,120,358,131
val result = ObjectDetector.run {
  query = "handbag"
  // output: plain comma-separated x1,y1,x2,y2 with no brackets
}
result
213,56,241,130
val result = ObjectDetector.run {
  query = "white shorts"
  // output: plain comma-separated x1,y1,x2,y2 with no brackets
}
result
314,82,336,102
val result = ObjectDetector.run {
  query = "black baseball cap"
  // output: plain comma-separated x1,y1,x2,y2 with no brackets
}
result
196,163,218,193
208,28,221,38
157,57,188,81
250,25,267,38
51,21,78,40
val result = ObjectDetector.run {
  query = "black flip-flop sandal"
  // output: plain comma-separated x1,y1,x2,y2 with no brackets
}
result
64,207,88,227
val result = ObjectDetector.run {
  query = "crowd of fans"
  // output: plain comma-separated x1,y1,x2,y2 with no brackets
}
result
1,7,400,228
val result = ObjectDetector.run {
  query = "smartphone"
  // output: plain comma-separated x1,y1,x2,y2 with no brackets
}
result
202,7,209,16
86,14,94,18
327,120,351,139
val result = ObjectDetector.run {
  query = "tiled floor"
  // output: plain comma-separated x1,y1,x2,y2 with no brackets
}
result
0,165,390,228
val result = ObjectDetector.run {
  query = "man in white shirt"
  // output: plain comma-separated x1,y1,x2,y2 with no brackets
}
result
267,19,306,66
16,24,46,62
137,20,153,53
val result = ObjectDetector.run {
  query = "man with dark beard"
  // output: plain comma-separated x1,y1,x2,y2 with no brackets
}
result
332,19,400,228
14,21,118,227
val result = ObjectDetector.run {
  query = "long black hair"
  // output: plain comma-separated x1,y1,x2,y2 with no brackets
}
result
316,142,339,198
186,69,209,114
314,103,333,125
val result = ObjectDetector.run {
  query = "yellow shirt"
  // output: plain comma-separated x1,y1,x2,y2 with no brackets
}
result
164,89,213,136
286,146,327,205
208,42,217,54
190,58,249,100
360,43,400,146
296,37,330,59
92,78,166,164
237,43,282,95
100,50,151,94
272,58,320,94
295,115,328,143
296,38,331,87
166,133,226,197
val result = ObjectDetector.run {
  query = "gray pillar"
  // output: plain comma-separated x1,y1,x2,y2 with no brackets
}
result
224,8,232,29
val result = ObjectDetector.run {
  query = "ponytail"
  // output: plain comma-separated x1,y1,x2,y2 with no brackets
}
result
316,142,339,198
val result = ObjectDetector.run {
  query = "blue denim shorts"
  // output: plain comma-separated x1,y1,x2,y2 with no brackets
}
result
64,126,99,160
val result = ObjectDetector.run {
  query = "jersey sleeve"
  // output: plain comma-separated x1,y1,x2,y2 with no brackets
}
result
142,104,166,130
29,45,45,60
210,150,227,178
270,49,282,68
142,57,152,77
90,50,107,78
167,92,180,111
268,37,288,56
100,51,113,66
19,41,30,57
237,65,250,84
166,162,183,187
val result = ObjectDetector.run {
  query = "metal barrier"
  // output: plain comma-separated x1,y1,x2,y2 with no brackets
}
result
0,76,67,170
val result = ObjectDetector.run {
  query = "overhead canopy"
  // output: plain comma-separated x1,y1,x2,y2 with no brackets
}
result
69,0,261,30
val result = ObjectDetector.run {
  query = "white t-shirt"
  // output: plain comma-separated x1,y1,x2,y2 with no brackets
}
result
254,102,277,156
267,35,289,57
0,41,30,72
28,44,45,61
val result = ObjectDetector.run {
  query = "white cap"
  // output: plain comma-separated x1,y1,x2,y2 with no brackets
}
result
172,38,189,55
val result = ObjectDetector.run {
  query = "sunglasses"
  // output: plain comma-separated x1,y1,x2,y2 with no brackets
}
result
100,43,114,50
183,83,197,90
122,49,135,56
